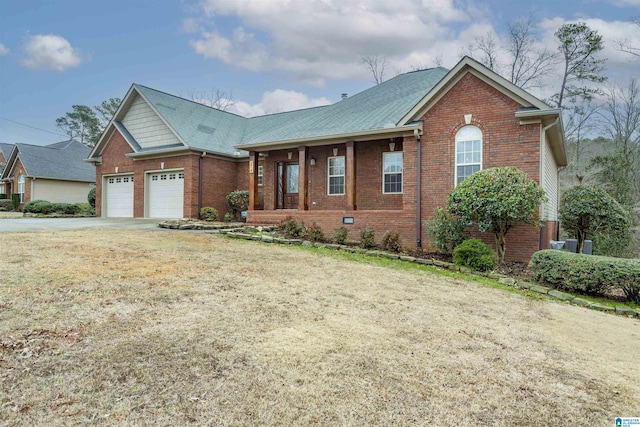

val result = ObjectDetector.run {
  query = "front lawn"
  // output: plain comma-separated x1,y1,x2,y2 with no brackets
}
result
0,230,638,425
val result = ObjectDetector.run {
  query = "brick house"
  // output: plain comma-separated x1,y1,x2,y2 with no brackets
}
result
0,140,95,207
88,57,566,261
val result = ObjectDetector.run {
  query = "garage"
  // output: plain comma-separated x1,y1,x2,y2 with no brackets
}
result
147,170,184,218
104,175,134,217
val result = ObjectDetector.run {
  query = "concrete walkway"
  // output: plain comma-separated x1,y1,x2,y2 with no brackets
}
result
0,217,165,232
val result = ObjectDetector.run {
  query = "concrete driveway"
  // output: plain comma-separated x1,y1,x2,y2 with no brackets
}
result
0,217,165,232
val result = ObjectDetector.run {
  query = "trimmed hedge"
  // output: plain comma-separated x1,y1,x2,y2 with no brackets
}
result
0,199,12,211
453,238,497,272
22,200,89,216
530,250,640,303
23,200,54,214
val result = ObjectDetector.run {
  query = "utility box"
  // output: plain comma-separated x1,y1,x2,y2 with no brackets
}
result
550,240,565,250
583,240,593,255
565,239,578,253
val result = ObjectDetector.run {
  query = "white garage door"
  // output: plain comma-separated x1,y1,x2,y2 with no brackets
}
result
105,175,134,217
147,171,184,218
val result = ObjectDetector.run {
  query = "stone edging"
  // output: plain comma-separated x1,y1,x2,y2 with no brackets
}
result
220,230,640,319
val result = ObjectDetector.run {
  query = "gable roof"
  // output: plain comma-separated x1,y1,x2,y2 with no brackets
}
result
89,67,448,160
89,57,564,165
0,142,13,175
2,140,95,182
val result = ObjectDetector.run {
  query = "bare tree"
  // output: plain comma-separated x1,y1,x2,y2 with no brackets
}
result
181,88,235,111
563,102,601,184
464,31,500,72
593,79,640,202
615,18,640,58
409,54,443,71
361,55,388,85
462,16,556,91
505,15,557,90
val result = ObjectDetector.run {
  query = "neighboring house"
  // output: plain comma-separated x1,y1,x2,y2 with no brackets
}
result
88,57,566,261
0,140,95,207
0,142,14,197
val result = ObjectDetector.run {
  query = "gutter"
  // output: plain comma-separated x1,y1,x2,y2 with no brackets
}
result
414,128,422,248
198,152,205,219
236,123,423,152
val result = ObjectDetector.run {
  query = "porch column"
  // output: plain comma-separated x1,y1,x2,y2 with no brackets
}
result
298,146,308,210
346,140,356,210
248,151,259,211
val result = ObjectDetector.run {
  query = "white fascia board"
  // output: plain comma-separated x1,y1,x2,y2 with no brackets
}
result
1,146,23,179
236,123,423,152
399,56,552,125
515,109,562,119
126,147,247,161
90,84,138,159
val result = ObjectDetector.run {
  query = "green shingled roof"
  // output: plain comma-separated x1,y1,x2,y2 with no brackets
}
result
129,66,449,156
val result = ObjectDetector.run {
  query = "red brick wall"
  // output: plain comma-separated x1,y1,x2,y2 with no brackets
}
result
96,130,246,218
249,72,546,262
419,72,542,261
10,158,31,208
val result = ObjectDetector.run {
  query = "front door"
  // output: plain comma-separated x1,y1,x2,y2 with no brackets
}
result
276,162,299,209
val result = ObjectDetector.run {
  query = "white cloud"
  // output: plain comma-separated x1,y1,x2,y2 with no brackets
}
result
612,0,640,5
0,43,9,55
187,0,482,84
228,89,331,117
21,34,82,71
185,0,638,95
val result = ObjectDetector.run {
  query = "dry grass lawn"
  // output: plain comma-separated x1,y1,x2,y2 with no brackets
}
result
1,230,639,426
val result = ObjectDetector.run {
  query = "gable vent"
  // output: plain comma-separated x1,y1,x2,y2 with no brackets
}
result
197,124,216,135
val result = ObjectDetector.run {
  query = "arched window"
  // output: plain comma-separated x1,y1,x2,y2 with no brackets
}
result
455,125,482,185
17,174,25,202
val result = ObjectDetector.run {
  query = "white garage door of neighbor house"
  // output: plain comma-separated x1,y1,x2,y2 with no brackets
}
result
147,171,184,218
105,175,134,217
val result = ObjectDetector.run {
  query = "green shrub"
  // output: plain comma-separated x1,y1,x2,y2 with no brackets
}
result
360,227,376,249
447,166,545,263
281,217,306,238
306,223,324,242
529,250,640,302
453,238,497,272
74,203,93,216
11,194,20,211
0,193,7,199
200,207,218,222
224,212,233,222
424,208,469,255
88,187,96,208
52,203,78,215
381,231,402,253
559,185,631,256
226,190,249,220
23,200,54,214
0,200,12,211
331,226,349,245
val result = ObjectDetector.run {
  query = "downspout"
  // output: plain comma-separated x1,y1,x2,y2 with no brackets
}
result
198,152,205,219
415,128,422,248
540,117,560,247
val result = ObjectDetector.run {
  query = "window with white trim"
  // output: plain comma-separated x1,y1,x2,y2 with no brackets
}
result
328,156,345,195
455,125,482,185
0,183,5,195
257,165,263,186
17,174,25,203
383,152,403,193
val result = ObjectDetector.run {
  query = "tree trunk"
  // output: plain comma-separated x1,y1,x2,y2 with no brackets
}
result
577,229,585,254
495,233,506,263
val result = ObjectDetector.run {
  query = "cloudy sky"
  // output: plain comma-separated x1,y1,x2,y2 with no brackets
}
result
1,0,638,145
